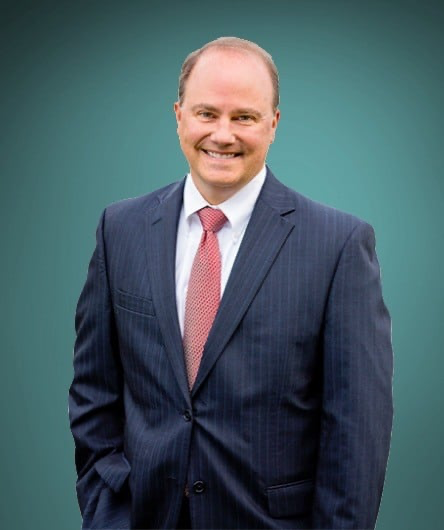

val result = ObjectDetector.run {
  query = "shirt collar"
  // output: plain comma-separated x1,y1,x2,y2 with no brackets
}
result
183,166,267,234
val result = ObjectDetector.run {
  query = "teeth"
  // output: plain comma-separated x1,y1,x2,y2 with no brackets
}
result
206,150,237,159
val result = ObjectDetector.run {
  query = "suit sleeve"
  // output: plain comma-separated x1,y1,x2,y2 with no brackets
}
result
69,209,130,525
312,222,393,529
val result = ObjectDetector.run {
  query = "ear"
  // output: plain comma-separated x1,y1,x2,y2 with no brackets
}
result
270,109,280,142
272,109,280,129
174,102,182,125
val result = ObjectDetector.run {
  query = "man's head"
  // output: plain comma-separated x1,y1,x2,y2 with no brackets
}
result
178,37,280,111
174,37,280,204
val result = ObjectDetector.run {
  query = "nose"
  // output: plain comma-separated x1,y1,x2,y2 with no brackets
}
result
210,118,236,145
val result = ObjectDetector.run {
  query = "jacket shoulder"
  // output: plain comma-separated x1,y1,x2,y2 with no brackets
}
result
266,171,370,235
102,180,183,224
294,189,367,228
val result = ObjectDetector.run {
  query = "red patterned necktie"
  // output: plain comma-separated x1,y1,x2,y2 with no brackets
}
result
183,207,228,389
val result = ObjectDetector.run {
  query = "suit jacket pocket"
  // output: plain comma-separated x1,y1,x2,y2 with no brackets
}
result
94,452,131,493
267,478,314,518
115,289,155,317
82,454,131,529
88,482,131,529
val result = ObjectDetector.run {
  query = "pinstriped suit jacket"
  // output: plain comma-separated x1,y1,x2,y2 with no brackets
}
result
69,168,393,529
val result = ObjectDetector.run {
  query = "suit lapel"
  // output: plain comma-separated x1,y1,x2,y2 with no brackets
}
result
192,170,296,396
145,179,191,403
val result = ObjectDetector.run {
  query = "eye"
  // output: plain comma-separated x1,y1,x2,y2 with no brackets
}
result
197,111,215,120
235,115,255,123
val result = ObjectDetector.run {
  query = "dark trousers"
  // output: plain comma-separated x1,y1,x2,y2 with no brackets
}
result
176,497,191,529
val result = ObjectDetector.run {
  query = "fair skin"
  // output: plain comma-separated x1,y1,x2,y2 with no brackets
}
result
174,48,280,205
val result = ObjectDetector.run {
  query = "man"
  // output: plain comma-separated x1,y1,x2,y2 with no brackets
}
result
69,37,393,529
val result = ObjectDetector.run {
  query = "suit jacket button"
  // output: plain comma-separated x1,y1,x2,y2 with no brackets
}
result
183,409,192,422
192,480,205,494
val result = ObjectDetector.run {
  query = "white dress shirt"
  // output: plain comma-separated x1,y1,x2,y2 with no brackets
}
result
175,166,267,336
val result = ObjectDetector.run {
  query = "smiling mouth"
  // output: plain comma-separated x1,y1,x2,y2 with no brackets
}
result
202,149,241,159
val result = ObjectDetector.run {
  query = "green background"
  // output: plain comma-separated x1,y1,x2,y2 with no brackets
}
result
1,1,443,528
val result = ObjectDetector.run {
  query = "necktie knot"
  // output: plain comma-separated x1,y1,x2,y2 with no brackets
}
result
198,207,227,233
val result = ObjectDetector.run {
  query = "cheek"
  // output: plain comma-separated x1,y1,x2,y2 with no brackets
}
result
246,139,270,158
243,128,272,151
180,121,207,145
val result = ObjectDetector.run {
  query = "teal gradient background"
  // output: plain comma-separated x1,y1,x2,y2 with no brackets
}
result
1,1,443,529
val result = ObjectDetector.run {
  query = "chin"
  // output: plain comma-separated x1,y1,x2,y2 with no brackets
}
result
205,173,242,187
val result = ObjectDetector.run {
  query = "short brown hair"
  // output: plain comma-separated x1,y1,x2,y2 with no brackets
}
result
178,36,280,110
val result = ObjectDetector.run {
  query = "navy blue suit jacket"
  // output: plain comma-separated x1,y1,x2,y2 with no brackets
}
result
69,169,393,529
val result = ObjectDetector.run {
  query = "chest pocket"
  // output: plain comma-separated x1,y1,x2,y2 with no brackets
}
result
115,289,155,317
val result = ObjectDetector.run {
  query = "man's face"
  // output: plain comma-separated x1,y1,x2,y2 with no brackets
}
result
174,48,280,204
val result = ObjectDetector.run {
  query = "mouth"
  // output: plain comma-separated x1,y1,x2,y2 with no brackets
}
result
202,149,242,160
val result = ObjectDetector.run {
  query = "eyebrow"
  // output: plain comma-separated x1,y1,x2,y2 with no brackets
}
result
191,104,264,118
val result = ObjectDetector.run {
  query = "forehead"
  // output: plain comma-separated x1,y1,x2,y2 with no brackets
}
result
184,48,274,109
